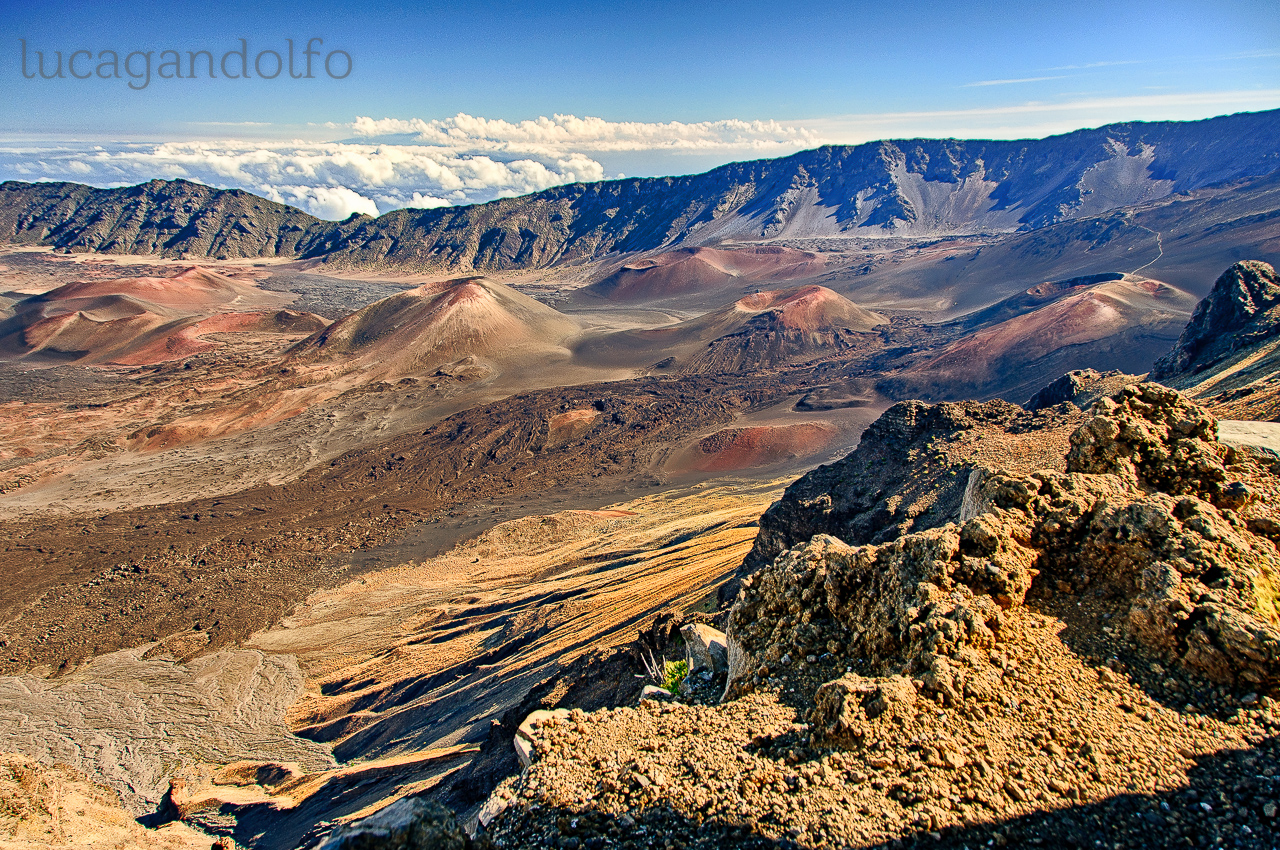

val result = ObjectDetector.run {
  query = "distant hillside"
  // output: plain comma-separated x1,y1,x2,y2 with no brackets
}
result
1,110,1278,269
0,179,332,259
303,110,1280,270
880,274,1197,401
0,266,322,365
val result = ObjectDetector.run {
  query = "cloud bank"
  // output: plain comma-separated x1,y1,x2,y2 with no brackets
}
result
0,114,821,220
349,113,823,155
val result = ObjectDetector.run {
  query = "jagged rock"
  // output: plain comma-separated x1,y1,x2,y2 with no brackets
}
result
1066,383,1229,500
725,397,1078,605
727,518,1035,702
512,735,533,771
317,796,476,849
476,785,513,831
1150,261,1280,380
980,466,1279,687
681,623,728,675
514,709,571,770
1025,369,1139,411
958,467,995,523
727,383,1280,701
810,673,917,747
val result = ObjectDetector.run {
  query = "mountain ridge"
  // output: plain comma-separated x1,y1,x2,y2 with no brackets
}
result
2,110,1278,271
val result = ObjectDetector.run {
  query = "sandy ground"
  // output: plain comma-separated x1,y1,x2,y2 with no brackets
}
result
0,754,212,850
0,646,333,813
1219,419,1280,454
0,478,783,847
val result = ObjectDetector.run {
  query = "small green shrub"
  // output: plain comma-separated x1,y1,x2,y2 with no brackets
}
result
661,659,689,695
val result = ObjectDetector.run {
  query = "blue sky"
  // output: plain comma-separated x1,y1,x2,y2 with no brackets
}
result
2,0,1277,218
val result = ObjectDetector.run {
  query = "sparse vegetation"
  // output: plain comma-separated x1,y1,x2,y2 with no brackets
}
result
660,659,689,695
642,649,690,694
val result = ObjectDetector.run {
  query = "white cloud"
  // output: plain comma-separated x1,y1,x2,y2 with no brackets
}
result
963,75,1069,87
268,185,379,220
0,113,820,219
349,112,822,156
403,192,451,209
0,137,612,218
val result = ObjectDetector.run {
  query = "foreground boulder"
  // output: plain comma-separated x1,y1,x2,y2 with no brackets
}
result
681,623,728,675
810,673,918,748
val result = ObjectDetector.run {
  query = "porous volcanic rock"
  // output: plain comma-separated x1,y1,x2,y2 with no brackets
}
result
727,383,1280,702
317,796,485,850
726,397,1085,605
1025,368,1139,411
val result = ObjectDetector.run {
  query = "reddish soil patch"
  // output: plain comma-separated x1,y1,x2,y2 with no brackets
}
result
111,310,328,366
547,409,601,445
685,423,838,473
732,285,883,332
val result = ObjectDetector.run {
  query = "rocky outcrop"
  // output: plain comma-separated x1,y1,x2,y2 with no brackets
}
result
480,383,1280,850
1025,368,1139,411
726,383,1280,710
1150,261,1280,380
725,397,1084,605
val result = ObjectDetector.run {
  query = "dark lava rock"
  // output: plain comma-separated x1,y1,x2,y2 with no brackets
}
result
720,398,1077,606
317,796,486,850
1150,260,1280,381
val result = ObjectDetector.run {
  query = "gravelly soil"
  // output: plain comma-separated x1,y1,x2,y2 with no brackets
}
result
486,602,1280,850
0,373,798,675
